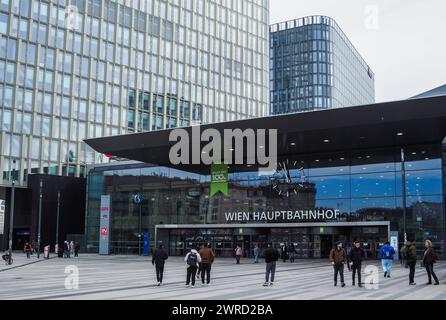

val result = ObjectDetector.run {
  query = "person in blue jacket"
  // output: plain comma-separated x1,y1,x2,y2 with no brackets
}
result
380,241,396,278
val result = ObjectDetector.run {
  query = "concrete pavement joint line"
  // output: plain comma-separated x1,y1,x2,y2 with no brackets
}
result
28,263,331,300
0,257,54,272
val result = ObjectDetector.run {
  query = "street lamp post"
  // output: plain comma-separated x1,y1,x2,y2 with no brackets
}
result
56,191,60,247
401,148,407,244
37,179,43,259
133,193,143,256
7,159,16,264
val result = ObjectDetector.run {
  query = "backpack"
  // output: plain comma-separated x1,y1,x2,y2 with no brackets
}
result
404,246,413,260
187,252,198,266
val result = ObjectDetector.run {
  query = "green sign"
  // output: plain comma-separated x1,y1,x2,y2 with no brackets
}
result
239,228,244,235
210,163,228,197
319,227,325,234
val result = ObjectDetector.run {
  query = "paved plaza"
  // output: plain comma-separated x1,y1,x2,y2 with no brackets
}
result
1,253,445,300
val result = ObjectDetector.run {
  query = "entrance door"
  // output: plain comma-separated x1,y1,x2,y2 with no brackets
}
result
320,235,333,258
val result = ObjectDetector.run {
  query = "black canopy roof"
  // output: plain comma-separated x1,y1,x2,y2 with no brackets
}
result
85,95,446,173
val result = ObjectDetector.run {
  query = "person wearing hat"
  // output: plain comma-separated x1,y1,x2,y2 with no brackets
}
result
348,241,365,287
329,241,347,287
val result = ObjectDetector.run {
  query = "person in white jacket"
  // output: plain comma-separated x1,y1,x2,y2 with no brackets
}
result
184,249,202,287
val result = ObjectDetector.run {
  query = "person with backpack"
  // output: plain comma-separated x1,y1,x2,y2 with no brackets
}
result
262,243,279,286
235,245,243,264
184,249,201,288
380,241,396,278
402,240,417,285
152,244,169,286
198,243,215,286
348,241,365,287
329,242,347,287
423,240,439,285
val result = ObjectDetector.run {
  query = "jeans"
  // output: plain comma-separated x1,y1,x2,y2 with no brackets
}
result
333,263,345,284
186,266,198,285
254,254,259,263
425,263,439,284
408,261,416,284
201,263,212,284
382,259,394,275
289,252,295,263
155,264,164,283
236,255,241,264
265,262,276,283
351,263,361,284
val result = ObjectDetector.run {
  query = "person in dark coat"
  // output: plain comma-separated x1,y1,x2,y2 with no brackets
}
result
262,243,280,287
348,241,365,287
24,242,32,259
74,242,80,257
329,241,347,287
403,240,417,285
423,240,439,285
152,244,169,286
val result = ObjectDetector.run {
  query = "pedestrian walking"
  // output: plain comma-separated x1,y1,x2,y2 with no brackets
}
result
402,240,417,285
23,242,32,259
262,243,279,286
281,243,288,262
199,243,215,286
152,244,168,286
329,241,347,287
423,240,439,285
348,241,365,287
380,241,396,278
196,244,204,280
288,242,295,263
184,249,201,288
63,241,69,258
70,241,75,257
253,244,260,263
74,242,80,257
235,245,242,264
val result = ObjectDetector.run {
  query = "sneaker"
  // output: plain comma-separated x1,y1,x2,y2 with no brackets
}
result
157,282,161,287
358,283,363,288
434,282,440,285
201,283,205,287
426,282,432,285
263,282,269,287
387,274,391,278
410,282,416,286
341,283,346,288
186,284,190,288
269,282,274,286
191,285,195,288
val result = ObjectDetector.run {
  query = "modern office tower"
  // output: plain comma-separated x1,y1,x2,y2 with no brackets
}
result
270,16,375,115
0,0,270,187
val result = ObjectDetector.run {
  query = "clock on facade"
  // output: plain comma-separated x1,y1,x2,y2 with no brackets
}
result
271,159,306,197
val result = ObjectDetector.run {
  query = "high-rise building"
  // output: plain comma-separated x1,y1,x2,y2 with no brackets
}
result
270,16,374,115
0,0,270,187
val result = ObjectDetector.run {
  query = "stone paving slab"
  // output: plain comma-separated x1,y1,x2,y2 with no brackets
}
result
0,254,445,300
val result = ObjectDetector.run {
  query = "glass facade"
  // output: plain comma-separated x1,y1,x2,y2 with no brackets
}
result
270,16,375,115
0,0,270,186
86,143,445,257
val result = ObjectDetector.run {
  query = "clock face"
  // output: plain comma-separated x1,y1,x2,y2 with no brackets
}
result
271,159,306,197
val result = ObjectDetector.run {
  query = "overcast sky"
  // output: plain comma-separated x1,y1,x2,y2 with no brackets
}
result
270,0,446,102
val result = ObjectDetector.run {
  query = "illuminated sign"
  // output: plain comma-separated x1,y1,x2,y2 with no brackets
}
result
99,195,111,255
225,209,340,222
